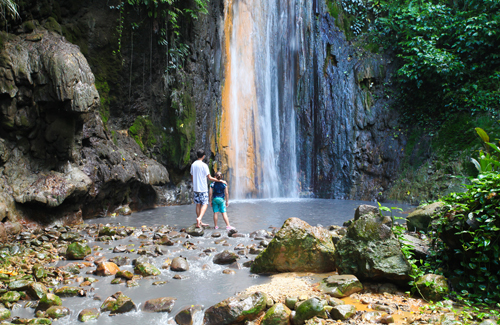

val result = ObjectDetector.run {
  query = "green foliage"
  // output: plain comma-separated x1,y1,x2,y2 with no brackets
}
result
95,78,111,125
374,0,500,122
44,16,61,34
129,116,158,152
0,0,19,19
471,127,500,173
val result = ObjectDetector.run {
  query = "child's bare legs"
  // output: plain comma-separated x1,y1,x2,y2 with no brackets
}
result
222,212,230,227
213,212,219,229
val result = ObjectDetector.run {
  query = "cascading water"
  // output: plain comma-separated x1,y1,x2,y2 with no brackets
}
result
218,0,299,199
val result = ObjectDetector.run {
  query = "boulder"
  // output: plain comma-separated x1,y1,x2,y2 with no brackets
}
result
32,264,48,280
170,257,189,272
293,297,328,325
27,282,48,300
134,261,161,276
36,293,62,312
95,262,120,276
0,305,10,321
406,202,444,232
175,305,204,325
203,292,268,325
415,274,449,301
354,205,379,220
261,302,291,325
100,292,136,315
335,214,411,283
213,250,239,265
78,308,100,322
45,306,70,319
142,297,176,313
318,275,363,298
330,305,357,321
251,218,335,273
115,270,134,280
66,242,91,260
186,224,204,237
27,318,52,324
54,286,79,297
8,279,33,291
401,234,429,261
1,291,21,303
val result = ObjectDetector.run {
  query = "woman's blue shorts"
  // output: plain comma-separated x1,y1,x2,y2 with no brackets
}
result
212,197,226,213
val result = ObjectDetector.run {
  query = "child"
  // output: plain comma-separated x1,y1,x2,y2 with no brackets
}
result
209,172,234,230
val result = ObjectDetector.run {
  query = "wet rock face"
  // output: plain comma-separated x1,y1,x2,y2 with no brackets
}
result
251,218,335,273
335,214,411,284
0,29,170,237
203,291,268,325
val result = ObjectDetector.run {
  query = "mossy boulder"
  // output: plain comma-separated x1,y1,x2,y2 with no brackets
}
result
261,302,291,325
134,261,160,276
115,270,134,280
203,292,268,325
66,242,91,260
32,264,48,280
335,214,411,284
318,275,363,298
175,305,204,325
1,291,21,303
45,306,70,319
27,282,48,300
330,304,357,321
27,318,52,324
54,286,79,297
36,293,62,312
251,218,335,273
8,279,33,291
0,305,10,321
213,250,239,265
142,297,176,313
78,308,100,322
100,292,136,315
293,298,329,325
407,202,444,232
186,224,204,237
98,227,116,237
415,274,449,301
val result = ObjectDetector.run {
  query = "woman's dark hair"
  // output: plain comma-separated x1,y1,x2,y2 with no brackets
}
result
196,149,205,158
215,171,223,180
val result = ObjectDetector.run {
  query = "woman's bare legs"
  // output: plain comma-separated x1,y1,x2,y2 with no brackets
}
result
213,212,219,228
222,212,230,227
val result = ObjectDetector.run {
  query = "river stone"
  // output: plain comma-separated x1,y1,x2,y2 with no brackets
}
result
361,311,383,322
27,318,52,324
330,304,356,321
100,292,136,315
0,305,10,321
66,242,91,260
213,250,239,265
113,245,127,253
1,291,21,303
406,202,444,232
78,308,100,322
54,286,79,297
261,302,291,325
27,282,48,300
204,291,268,325
115,270,134,280
171,257,189,272
251,218,335,273
318,275,363,298
175,305,203,325
186,224,204,237
45,306,70,319
32,264,48,280
354,205,379,220
401,234,429,261
9,279,33,291
99,227,116,237
134,261,161,276
415,274,449,301
335,214,411,283
95,262,120,276
36,293,62,311
109,256,131,266
142,297,177,313
293,297,328,325
285,297,298,310
58,263,81,274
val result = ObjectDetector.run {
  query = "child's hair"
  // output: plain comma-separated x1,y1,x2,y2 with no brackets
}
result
215,171,223,180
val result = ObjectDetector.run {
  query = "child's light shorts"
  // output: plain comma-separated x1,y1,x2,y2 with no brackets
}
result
212,197,226,213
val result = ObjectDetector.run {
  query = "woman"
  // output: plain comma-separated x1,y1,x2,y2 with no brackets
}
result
209,172,234,230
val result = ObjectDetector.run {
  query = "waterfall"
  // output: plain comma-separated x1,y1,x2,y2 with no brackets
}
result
219,0,299,199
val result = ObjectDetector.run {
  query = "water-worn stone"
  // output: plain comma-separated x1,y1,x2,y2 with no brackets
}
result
318,274,363,298
335,214,411,283
171,257,189,271
95,262,120,276
293,297,328,325
204,292,268,325
415,274,449,301
36,293,62,311
32,264,48,280
406,202,444,232
66,242,91,260
142,297,176,313
186,224,204,237
115,270,134,280
354,205,379,220
261,302,291,325
213,250,239,265
134,261,161,276
9,279,33,291
285,297,298,310
45,306,70,319
78,308,100,322
54,286,79,297
0,305,11,321
100,292,136,315
1,291,21,303
251,218,335,273
27,282,48,299
175,305,204,325
27,318,52,324
109,256,131,266
330,304,356,321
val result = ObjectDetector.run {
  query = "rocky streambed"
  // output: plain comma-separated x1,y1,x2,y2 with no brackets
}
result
0,204,495,325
